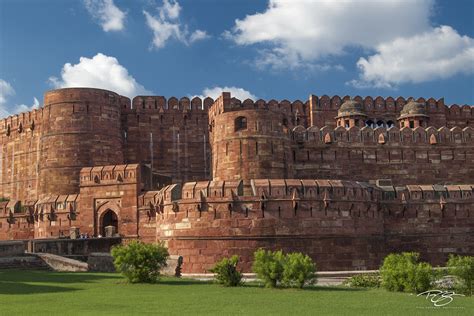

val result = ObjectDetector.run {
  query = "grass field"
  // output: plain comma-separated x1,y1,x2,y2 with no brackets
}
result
0,270,472,315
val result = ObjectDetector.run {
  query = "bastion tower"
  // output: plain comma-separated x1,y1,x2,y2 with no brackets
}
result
38,88,129,196
209,92,294,180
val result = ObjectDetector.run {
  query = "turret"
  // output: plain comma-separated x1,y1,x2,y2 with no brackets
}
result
335,99,367,128
209,93,294,181
38,88,128,196
398,100,429,128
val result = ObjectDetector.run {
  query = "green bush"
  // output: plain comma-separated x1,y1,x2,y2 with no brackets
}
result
111,241,169,283
252,249,317,288
209,255,243,287
447,254,474,296
252,249,285,288
343,273,381,288
282,252,316,288
380,252,434,293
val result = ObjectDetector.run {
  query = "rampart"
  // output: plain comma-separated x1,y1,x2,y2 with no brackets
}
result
148,180,473,273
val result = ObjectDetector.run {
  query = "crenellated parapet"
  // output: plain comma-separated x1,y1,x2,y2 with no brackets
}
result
0,107,43,137
79,164,140,187
291,125,474,146
129,96,214,113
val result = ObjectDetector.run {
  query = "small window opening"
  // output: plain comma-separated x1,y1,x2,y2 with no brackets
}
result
235,116,247,132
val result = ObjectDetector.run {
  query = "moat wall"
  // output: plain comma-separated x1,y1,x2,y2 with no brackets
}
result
150,180,474,273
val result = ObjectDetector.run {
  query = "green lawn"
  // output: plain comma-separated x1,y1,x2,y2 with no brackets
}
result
0,270,472,315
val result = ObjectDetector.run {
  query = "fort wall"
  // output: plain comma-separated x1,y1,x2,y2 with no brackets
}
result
0,109,43,201
121,95,212,184
291,125,474,185
1,89,472,203
151,180,473,273
209,95,473,185
0,88,473,273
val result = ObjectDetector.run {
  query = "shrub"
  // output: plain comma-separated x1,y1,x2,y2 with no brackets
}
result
111,241,169,283
282,252,316,288
252,249,317,288
380,252,434,293
344,273,381,288
447,254,474,296
252,249,285,288
209,255,243,287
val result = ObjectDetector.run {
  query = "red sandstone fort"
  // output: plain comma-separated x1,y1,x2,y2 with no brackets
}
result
0,87,473,272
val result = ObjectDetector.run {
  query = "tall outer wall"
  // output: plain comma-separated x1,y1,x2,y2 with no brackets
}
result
39,88,128,196
152,180,474,273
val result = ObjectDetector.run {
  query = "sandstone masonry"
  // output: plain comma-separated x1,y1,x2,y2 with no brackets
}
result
0,87,472,272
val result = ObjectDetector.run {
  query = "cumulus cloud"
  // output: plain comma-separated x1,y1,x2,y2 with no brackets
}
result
349,26,474,88
49,53,151,98
84,0,126,32
144,0,209,49
197,86,257,101
0,79,40,117
227,0,433,69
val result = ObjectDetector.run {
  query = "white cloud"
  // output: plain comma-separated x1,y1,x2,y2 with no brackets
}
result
198,86,257,101
84,0,126,32
350,26,474,88
49,53,151,98
0,79,15,108
15,97,40,114
227,0,433,69
189,30,210,43
0,79,40,117
161,0,181,20
144,0,209,49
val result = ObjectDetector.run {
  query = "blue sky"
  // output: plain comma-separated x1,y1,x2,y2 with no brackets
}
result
0,0,473,116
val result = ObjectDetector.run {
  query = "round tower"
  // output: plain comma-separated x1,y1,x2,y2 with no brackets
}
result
210,93,293,181
39,88,128,196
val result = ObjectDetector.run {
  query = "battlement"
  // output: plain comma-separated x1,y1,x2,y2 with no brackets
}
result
209,92,308,119
291,125,473,145
142,179,473,208
0,107,43,135
128,96,214,113
210,93,472,119
80,164,140,186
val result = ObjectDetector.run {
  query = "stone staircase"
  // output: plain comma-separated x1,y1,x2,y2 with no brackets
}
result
34,253,88,272
0,254,51,270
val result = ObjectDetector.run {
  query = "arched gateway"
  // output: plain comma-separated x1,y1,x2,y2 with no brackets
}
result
100,209,118,237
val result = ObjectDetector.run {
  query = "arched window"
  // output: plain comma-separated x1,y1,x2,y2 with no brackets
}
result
386,120,394,128
235,116,247,132
365,120,374,128
376,120,385,128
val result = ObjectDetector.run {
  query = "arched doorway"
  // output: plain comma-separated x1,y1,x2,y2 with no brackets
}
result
101,209,118,237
